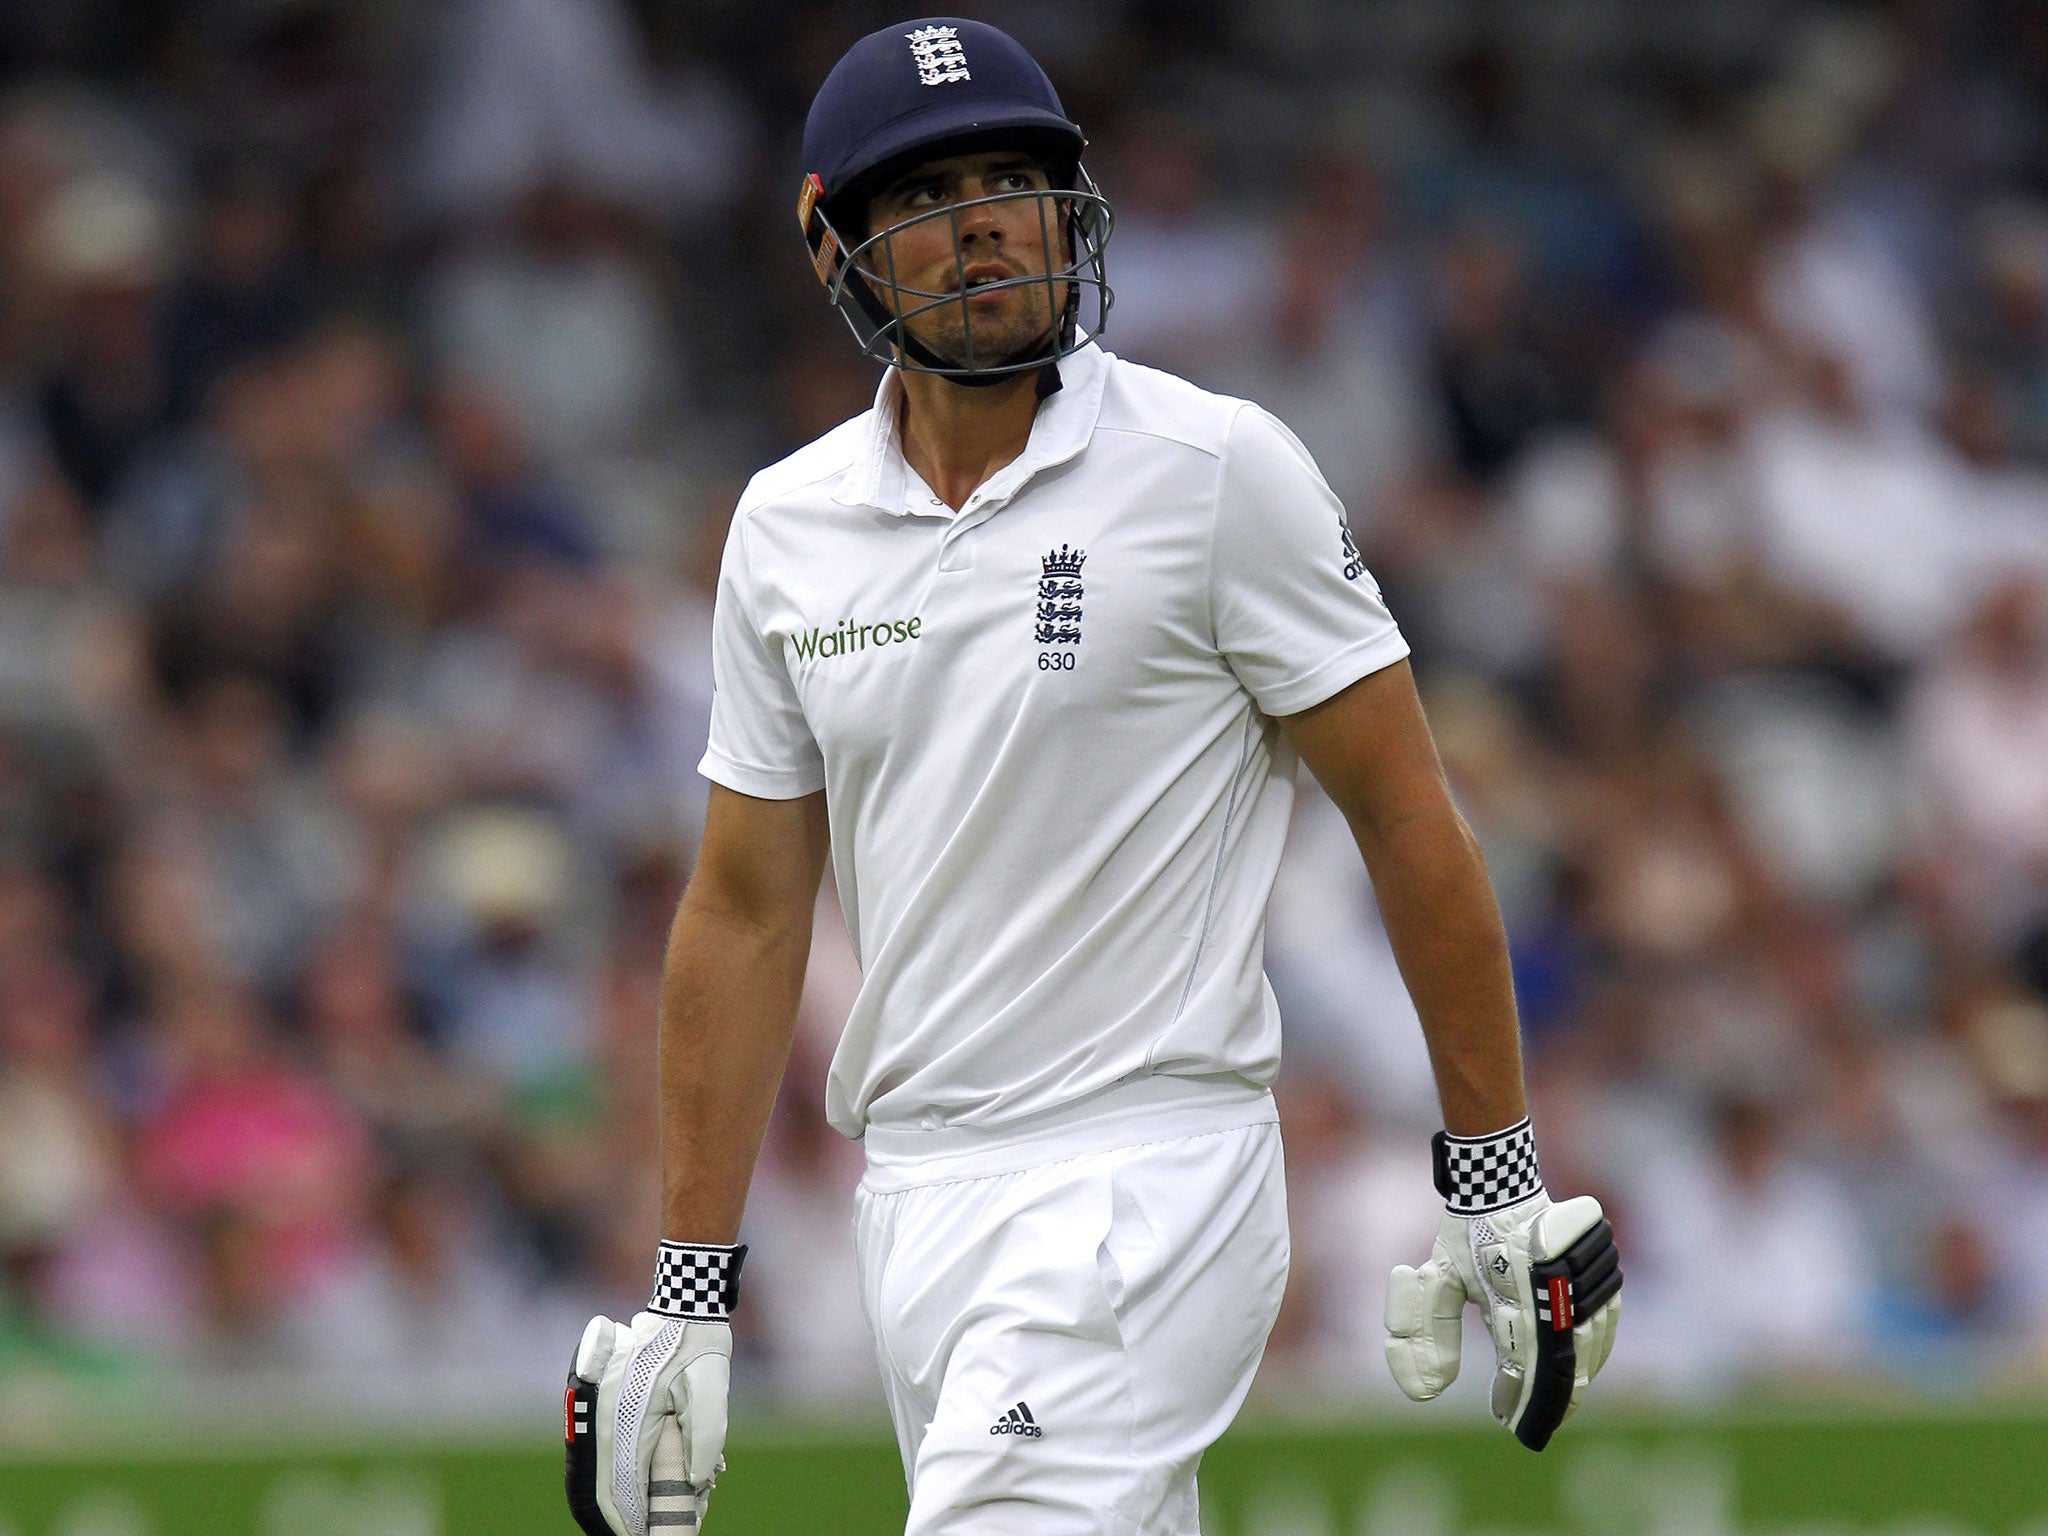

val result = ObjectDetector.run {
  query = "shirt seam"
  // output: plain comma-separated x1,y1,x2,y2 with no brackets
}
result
1254,628,1412,718
748,447,865,518
1161,707,1259,1041
1158,402,1259,1057
699,746,824,798
1202,402,1252,663
736,505,771,671
1089,422,1229,459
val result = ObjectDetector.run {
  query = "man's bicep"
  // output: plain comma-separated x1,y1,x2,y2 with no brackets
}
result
1279,659,1456,848
688,784,830,931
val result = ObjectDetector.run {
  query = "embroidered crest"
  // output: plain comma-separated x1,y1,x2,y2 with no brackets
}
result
907,25,971,85
1338,511,1366,582
1036,544,1085,646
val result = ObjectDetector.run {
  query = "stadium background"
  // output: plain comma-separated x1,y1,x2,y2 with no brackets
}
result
0,0,2046,1530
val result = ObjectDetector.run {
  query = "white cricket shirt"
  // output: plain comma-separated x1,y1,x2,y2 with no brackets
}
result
700,342,1408,1183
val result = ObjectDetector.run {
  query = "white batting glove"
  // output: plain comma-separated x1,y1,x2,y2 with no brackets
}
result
1384,1121,1621,1451
566,1241,745,1534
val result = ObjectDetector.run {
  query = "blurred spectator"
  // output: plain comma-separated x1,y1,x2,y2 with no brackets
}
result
419,803,596,1103
1960,202,2048,464
162,673,356,988
1209,152,1432,529
134,976,370,1296
160,156,311,425
1745,354,1975,663
1968,996,2048,1365
0,464,152,752
29,172,173,512
427,376,601,567
405,0,752,235
424,184,680,466
1623,1092,1876,1390
1749,16,1942,426
1429,222,1561,486
0,949,120,1345
1405,40,1638,308
1908,578,2048,957
1090,109,1272,380
1942,367,2048,593
299,913,503,1159
284,1155,563,1408
155,480,351,739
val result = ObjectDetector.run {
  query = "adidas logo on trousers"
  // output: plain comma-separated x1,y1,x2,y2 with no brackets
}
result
990,1403,1042,1438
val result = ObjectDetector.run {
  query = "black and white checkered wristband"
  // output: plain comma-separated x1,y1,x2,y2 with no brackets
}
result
648,1241,747,1321
1432,1119,1544,1216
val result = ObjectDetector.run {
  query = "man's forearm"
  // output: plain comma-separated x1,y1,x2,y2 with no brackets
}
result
657,888,813,1242
1351,802,1527,1135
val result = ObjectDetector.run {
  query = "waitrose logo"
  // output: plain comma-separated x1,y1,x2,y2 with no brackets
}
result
792,615,923,661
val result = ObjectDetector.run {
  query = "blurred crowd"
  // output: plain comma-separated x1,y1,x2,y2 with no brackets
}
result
1,0,2047,1425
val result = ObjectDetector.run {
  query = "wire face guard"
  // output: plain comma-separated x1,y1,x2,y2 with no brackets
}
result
798,169,1114,379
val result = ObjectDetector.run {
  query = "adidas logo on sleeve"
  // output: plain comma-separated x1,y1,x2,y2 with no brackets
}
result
989,1402,1042,1438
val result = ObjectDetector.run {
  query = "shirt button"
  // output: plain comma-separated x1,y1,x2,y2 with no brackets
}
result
930,496,944,506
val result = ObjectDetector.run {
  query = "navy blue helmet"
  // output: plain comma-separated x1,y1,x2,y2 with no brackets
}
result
798,18,1113,381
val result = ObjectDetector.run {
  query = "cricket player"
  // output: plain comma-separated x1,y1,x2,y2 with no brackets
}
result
566,18,1621,1535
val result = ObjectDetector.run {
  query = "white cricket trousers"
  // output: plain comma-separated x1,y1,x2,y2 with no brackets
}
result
852,1122,1289,1535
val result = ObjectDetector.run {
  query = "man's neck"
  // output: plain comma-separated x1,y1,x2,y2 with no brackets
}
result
897,366,1044,510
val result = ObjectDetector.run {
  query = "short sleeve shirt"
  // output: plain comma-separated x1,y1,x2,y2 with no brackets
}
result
702,344,1407,1147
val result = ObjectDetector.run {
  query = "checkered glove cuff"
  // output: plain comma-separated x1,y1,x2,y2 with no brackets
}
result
648,1240,748,1320
1431,1119,1544,1216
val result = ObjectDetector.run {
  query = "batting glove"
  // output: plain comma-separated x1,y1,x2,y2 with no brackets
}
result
566,1241,746,1535
1384,1120,1621,1451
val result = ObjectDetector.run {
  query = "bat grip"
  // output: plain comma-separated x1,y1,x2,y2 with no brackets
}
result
647,1418,698,1529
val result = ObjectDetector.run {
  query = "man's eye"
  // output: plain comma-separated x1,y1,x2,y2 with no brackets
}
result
995,173,1032,190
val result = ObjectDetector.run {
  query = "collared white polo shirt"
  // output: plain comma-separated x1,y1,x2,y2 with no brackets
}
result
700,342,1408,1171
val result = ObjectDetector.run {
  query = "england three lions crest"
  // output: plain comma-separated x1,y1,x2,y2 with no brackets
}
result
1036,544,1085,647
906,25,971,86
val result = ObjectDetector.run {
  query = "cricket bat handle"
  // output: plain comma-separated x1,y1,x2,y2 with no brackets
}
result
647,1417,701,1529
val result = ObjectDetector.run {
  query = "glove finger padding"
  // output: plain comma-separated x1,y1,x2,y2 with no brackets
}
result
1383,1249,1470,1401
675,1349,731,1485
1509,1195,1622,1452
566,1318,613,1536
1584,1291,1621,1378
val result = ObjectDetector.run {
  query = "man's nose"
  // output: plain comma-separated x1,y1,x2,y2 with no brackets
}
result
956,202,1004,244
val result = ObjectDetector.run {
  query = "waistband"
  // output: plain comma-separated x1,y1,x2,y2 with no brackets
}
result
858,1073,1278,1193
